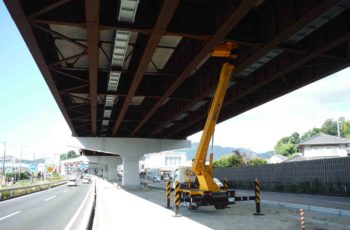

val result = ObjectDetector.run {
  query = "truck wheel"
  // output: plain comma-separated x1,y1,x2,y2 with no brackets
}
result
214,203,225,209
186,202,198,211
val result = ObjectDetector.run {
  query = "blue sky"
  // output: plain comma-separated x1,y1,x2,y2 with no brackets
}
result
0,2,349,158
0,2,70,158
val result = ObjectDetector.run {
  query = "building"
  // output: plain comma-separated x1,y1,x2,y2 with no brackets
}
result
143,151,187,176
268,154,287,164
298,133,350,158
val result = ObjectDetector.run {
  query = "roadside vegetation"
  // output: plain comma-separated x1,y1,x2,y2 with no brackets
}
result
213,117,350,167
213,150,267,168
60,150,79,160
274,117,350,156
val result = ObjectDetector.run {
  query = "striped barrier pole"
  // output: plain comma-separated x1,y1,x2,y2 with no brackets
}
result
254,179,263,215
174,181,180,215
166,179,171,208
223,178,228,191
300,209,306,230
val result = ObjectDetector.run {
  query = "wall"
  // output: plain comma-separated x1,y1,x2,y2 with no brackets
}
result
214,157,350,195
303,145,348,157
143,151,186,171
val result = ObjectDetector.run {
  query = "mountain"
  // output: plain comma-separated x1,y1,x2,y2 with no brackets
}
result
257,151,275,159
19,158,46,164
177,143,273,161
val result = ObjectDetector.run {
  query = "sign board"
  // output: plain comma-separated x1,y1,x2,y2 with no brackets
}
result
30,164,37,171
38,163,46,172
47,166,53,173
79,163,87,170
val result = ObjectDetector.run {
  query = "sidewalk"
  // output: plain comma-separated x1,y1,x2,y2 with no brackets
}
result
92,179,211,230
92,179,350,230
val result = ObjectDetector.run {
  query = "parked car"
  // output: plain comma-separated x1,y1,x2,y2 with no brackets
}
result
152,176,161,183
67,178,77,186
82,177,90,184
163,174,172,181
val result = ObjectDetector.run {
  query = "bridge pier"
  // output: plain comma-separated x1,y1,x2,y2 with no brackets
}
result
122,154,141,187
73,137,190,187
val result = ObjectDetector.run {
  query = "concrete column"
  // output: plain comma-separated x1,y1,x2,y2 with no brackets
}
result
108,157,122,181
103,165,109,179
98,168,103,177
122,154,141,187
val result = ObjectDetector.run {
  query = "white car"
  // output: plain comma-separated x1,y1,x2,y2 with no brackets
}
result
67,178,77,186
82,177,90,184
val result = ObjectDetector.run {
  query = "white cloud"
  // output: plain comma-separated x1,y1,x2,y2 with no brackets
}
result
188,67,350,153
0,117,72,159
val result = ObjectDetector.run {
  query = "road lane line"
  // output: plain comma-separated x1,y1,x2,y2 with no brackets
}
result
0,183,66,205
64,184,92,230
0,211,21,221
44,195,56,202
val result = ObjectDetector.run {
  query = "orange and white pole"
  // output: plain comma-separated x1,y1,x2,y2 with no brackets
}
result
300,209,306,230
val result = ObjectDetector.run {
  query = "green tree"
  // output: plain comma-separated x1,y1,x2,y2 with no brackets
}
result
321,118,338,136
274,133,300,156
213,153,246,168
301,128,321,140
60,150,78,160
342,119,350,138
249,158,267,166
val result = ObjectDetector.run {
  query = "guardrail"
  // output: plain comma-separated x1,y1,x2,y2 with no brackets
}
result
0,180,66,201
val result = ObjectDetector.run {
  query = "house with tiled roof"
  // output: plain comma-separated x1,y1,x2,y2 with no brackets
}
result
268,154,288,164
298,133,350,158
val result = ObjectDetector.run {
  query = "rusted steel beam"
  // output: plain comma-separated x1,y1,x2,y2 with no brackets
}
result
4,0,77,136
176,60,350,139
49,50,87,66
131,0,257,136
164,0,340,138
111,0,180,136
167,26,350,138
234,0,337,75
34,18,211,41
28,0,72,19
66,104,90,110
61,84,89,93
51,68,88,83
148,60,223,137
61,93,90,103
32,19,86,28
32,24,87,49
85,0,100,135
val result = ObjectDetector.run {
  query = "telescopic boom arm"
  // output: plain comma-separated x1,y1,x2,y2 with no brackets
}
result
192,42,238,192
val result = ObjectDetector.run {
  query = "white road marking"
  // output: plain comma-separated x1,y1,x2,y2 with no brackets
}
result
64,184,93,230
63,190,68,193
44,195,56,202
0,183,65,205
0,211,21,221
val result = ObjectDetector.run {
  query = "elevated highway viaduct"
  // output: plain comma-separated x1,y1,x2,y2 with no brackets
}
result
5,0,350,186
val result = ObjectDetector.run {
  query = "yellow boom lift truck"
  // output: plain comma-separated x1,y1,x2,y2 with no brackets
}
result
177,42,256,210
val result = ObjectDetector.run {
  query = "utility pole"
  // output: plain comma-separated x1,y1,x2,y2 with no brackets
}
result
337,121,341,137
2,142,6,176
1,142,6,187
31,152,36,185
18,146,22,181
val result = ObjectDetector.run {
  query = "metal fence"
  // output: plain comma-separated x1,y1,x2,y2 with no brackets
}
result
214,157,350,194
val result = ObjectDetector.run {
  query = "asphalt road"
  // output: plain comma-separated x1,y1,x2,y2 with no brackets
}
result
0,180,92,230
235,189,350,210
151,181,350,210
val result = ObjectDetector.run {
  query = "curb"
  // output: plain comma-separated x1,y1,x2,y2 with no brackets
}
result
148,184,350,217
262,200,350,217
